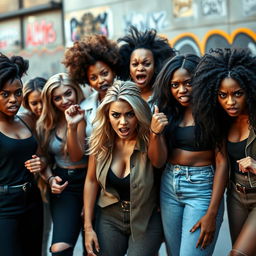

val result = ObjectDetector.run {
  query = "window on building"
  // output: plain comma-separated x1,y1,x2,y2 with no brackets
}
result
0,0,19,13
23,0,61,8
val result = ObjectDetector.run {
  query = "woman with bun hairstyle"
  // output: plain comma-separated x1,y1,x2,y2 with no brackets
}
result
192,48,256,256
148,54,226,256
0,53,43,256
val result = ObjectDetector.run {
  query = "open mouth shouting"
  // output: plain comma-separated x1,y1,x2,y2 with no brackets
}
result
119,127,130,137
7,104,19,113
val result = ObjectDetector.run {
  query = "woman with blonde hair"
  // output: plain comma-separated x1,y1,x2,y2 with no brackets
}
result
84,80,163,256
37,73,87,256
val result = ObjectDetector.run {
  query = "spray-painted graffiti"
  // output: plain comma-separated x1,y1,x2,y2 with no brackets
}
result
71,11,109,41
201,0,226,16
65,6,112,45
173,0,193,18
242,0,256,16
26,20,56,47
123,11,168,32
0,19,21,52
170,28,256,55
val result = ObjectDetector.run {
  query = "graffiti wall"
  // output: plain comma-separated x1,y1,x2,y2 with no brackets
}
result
65,6,113,46
123,11,168,32
0,19,21,52
170,28,256,55
243,0,256,16
24,11,62,49
172,0,194,18
200,0,226,16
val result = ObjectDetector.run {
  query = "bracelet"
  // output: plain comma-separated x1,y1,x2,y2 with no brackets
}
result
150,128,161,135
46,175,55,184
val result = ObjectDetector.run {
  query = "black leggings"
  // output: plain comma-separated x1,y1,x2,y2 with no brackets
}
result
0,185,43,256
50,166,85,255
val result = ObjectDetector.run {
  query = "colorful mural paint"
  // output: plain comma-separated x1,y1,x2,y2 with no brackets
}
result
170,28,256,55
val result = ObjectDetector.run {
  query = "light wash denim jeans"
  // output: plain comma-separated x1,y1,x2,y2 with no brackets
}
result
160,163,224,256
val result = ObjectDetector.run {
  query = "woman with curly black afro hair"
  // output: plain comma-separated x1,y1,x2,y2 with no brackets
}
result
148,54,226,256
192,48,256,256
118,26,176,105
63,34,121,137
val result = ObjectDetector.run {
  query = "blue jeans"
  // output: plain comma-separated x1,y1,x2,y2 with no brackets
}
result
160,164,224,256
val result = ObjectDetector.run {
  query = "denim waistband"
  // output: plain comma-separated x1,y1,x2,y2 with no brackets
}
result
166,163,214,173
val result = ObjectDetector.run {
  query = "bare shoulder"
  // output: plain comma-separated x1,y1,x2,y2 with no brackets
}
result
18,112,36,131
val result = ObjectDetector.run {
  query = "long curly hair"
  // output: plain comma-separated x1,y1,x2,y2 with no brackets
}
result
63,34,121,85
118,26,176,87
152,54,200,123
37,73,84,159
192,48,256,148
0,53,28,89
88,80,151,160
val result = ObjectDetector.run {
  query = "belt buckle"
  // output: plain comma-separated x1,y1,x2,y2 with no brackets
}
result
22,182,30,192
68,169,75,176
236,183,246,194
120,201,130,212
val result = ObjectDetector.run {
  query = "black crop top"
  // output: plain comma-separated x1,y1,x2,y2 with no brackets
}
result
170,126,212,151
107,169,130,201
0,117,37,186
227,138,247,175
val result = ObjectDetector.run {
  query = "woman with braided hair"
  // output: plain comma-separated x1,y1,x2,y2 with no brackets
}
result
148,54,226,256
192,48,256,256
0,53,43,255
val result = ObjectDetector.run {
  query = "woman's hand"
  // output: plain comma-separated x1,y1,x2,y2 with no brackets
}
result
237,156,256,174
150,105,168,135
65,104,85,127
190,212,216,249
85,228,100,256
49,176,68,194
24,155,45,173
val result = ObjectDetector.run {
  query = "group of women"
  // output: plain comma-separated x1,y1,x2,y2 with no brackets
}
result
0,25,256,256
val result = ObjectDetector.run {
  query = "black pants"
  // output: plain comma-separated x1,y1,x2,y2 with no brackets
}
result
0,184,43,256
95,203,163,256
50,166,86,255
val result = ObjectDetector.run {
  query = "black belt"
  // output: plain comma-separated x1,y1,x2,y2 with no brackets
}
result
0,182,32,193
233,182,256,194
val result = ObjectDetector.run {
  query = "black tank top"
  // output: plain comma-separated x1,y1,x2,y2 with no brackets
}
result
227,138,247,175
171,126,212,151
107,169,130,201
0,117,37,186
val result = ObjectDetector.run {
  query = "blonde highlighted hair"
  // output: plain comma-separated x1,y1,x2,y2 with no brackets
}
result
88,80,151,159
37,73,84,159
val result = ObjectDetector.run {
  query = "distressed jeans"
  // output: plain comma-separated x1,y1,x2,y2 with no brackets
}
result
160,163,224,256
